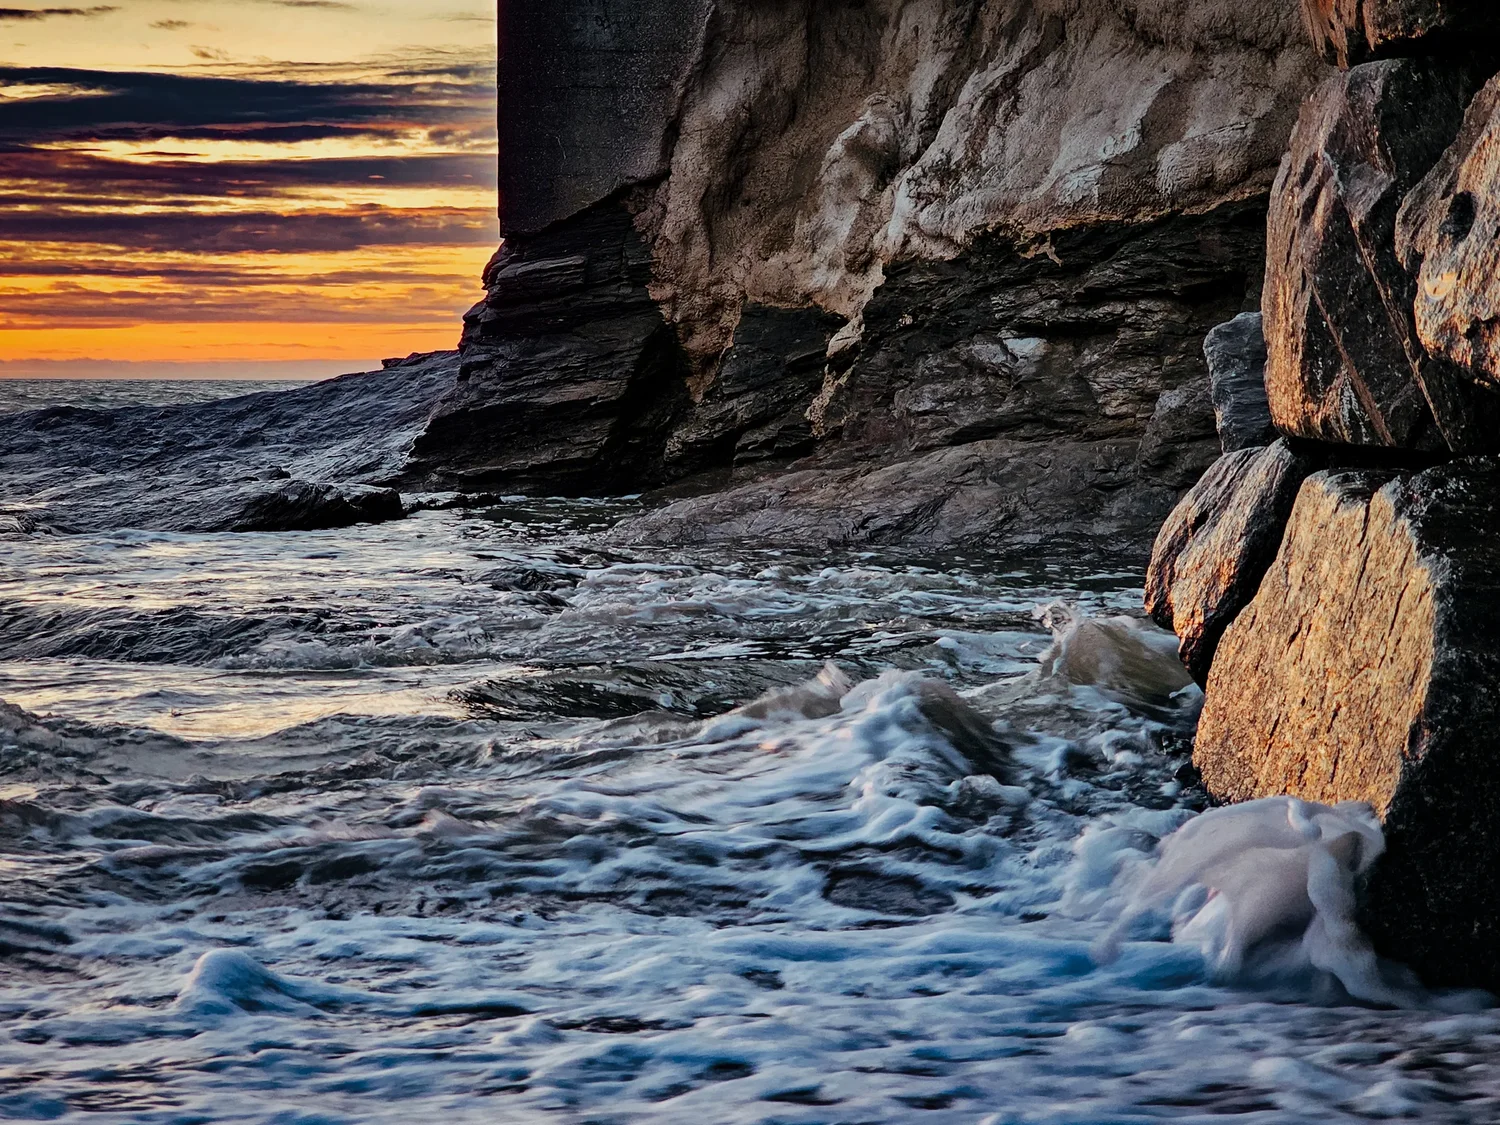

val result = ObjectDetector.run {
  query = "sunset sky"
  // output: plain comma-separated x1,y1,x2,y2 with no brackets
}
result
0,0,498,377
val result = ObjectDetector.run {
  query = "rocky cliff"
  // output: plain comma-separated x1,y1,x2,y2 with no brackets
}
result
405,0,1324,558
1146,1,1500,991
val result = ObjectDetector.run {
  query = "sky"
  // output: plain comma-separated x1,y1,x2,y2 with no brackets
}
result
0,0,498,377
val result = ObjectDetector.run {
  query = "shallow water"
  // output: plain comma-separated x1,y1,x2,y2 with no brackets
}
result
3,392,1500,1123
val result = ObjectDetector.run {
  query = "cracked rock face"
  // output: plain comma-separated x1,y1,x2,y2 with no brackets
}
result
1261,59,1499,453
1194,463,1500,989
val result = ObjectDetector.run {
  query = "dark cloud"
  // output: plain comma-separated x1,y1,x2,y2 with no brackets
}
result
0,206,495,252
0,6,115,19
0,150,496,198
149,19,190,29
0,64,494,147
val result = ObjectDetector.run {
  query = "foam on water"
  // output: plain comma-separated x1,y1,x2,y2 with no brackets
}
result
1,497,1498,1122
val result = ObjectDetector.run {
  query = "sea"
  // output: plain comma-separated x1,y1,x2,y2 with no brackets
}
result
1,379,1498,1123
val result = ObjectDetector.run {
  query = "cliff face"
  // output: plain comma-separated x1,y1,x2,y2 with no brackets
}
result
409,0,1322,557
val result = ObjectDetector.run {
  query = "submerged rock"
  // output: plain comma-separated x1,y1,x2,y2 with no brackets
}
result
1194,462,1500,989
1300,0,1497,68
1262,60,1494,453
1145,441,1318,685
1204,313,1274,453
221,481,404,533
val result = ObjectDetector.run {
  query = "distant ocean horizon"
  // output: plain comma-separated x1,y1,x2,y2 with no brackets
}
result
0,377,322,414
0,358,387,382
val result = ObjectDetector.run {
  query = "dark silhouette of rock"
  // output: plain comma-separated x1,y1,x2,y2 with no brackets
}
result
1399,75,1500,401
1300,0,1497,69
1145,441,1318,684
1262,60,1497,453
405,200,693,494
1195,462,1500,990
222,481,404,533
1204,313,1274,452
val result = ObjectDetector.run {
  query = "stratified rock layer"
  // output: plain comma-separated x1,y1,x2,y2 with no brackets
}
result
1300,0,1495,69
1145,441,1318,684
1262,59,1492,453
1195,464,1500,989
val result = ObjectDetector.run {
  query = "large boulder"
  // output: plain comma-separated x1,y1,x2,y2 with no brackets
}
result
1300,0,1497,69
1194,463,1500,989
222,481,404,533
1262,59,1496,453
1204,312,1274,453
1144,441,1318,684
1399,76,1500,400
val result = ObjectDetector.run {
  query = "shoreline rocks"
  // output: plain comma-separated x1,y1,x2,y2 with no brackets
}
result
1193,464,1500,989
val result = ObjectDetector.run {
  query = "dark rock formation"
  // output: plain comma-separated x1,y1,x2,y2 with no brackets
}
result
0,351,458,533
611,437,1174,558
406,200,692,494
664,304,847,476
1204,313,1274,452
496,1,711,236
1262,59,1497,454
1300,0,1497,69
1194,463,1500,989
1145,441,1319,684
1399,75,1500,390
222,481,404,533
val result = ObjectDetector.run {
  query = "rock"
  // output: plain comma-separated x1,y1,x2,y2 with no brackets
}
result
1136,378,1220,491
1145,441,1319,684
406,200,693,494
613,438,1184,563
1194,462,1500,989
1262,60,1496,453
1299,0,1497,69
664,304,847,475
1204,313,1274,453
1398,76,1500,408
223,482,404,533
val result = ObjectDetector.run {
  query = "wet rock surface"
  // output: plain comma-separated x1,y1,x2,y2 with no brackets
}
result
1204,313,1274,453
1145,441,1320,684
1262,59,1494,453
1194,463,1500,989
0,352,457,534
612,437,1178,562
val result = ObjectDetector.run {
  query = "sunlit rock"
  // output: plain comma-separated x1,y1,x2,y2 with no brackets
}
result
1195,463,1500,989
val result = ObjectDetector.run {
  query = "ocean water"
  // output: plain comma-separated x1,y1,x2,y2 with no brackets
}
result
0,379,316,415
2,384,1500,1123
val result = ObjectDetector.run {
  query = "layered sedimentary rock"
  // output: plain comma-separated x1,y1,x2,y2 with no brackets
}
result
1144,441,1318,684
413,0,1323,551
1300,0,1496,69
1193,465,1500,988
1261,59,1500,453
